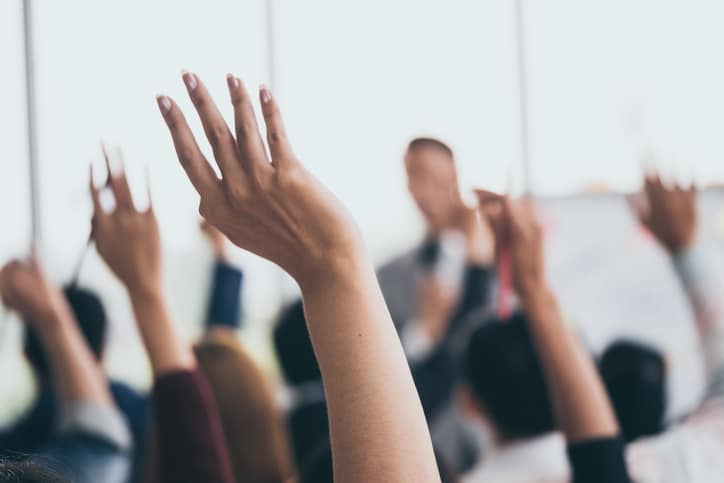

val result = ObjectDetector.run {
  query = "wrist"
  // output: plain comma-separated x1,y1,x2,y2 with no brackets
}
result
517,276,553,308
127,281,164,307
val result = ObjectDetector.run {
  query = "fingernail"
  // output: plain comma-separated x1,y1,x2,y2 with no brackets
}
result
156,95,171,114
226,73,239,89
183,71,198,91
259,84,272,104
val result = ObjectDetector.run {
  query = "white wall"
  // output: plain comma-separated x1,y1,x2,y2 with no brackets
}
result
3,0,724,401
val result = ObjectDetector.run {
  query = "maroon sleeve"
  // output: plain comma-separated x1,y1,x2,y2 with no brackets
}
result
152,368,234,483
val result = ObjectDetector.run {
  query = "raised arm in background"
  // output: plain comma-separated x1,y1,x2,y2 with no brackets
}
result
156,72,440,483
0,257,131,483
476,191,630,483
631,174,724,380
90,159,234,483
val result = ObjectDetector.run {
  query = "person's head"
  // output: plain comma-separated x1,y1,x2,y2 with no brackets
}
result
404,138,461,232
194,329,295,483
0,458,67,483
24,286,107,381
461,311,555,444
273,300,321,386
599,340,666,443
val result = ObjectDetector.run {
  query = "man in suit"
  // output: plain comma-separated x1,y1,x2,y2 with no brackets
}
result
377,138,496,472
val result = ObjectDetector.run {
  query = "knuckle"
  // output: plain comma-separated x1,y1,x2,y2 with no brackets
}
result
208,124,230,148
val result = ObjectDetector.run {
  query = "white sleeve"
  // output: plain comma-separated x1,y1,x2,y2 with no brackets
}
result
400,320,435,363
58,401,133,451
672,242,724,396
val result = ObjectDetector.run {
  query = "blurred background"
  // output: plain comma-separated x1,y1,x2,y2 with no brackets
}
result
3,0,724,429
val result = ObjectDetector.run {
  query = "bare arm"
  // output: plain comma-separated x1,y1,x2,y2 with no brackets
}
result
632,174,724,384
91,154,233,483
157,72,440,482
0,258,113,409
477,192,619,442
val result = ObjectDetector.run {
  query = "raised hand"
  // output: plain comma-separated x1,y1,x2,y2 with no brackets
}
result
631,174,697,254
475,191,544,297
0,256,69,327
90,155,161,298
157,74,363,285
0,255,115,408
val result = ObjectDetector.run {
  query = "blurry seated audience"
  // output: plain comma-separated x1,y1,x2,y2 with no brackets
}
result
460,311,566,482
0,257,133,483
0,285,149,483
599,340,666,443
378,137,495,472
474,190,631,483
158,71,442,482
621,175,724,482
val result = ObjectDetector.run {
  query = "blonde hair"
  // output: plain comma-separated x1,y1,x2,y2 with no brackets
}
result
194,329,295,483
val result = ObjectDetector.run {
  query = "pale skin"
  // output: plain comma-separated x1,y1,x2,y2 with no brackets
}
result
476,190,619,443
0,256,114,409
156,72,440,482
91,153,194,375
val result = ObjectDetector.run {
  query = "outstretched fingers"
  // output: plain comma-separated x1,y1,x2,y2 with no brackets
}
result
259,85,295,168
182,72,246,186
102,144,135,210
157,94,219,195
226,74,272,178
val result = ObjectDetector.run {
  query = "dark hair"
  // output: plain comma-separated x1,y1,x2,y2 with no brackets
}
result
273,300,321,385
299,439,459,483
407,137,454,159
24,286,107,379
463,311,555,441
599,340,666,443
0,459,67,483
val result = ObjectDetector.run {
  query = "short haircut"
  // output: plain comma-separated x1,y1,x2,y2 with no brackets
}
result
463,311,555,440
0,458,68,483
407,137,454,159
273,300,322,385
24,286,107,379
599,340,666,443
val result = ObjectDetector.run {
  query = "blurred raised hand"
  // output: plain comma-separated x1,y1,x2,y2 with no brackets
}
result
631,174,697,255
91,154,161,298
0,256,69,328
157,74,363,285
475,191,545,297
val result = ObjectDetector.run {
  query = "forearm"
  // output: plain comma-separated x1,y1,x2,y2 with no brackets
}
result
522,283,618,443
38,309,114,408
300,260,440,483
128,287,195,375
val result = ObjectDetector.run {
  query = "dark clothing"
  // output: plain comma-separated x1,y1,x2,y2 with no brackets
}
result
567,436,631,483
0,380,148,483
152,369,234,483
205,261,243,330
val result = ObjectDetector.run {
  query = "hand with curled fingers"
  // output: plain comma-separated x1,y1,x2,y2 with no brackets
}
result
0,256,70,328
91,152,162,298
156,74,363,286
630,173,697,255
475,190,545,297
